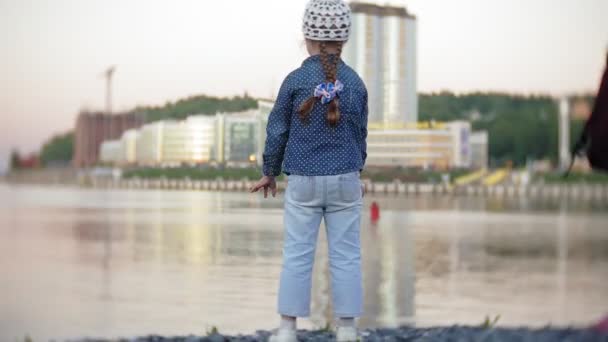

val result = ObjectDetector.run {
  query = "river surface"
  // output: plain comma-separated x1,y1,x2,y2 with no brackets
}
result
0,183,607,341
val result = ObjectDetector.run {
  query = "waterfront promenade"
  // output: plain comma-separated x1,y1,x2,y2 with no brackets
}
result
3,169,608,202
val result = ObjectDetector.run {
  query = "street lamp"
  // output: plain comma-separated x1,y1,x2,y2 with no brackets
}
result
105,66,115,115
103,66,116,139
558,97,570,172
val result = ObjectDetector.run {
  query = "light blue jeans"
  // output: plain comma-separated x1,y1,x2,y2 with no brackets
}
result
278,170,363,318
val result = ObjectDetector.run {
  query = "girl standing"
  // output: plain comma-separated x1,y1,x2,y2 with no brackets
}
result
250,1,368,341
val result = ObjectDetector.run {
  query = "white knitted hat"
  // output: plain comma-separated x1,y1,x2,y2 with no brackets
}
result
302,0,351,42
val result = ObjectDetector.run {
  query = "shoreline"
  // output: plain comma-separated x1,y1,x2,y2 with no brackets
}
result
3,174,608,202
70,326,607,342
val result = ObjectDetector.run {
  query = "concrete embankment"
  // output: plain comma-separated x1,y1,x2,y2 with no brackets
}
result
85,177,608,201
3,169,608,202
2,168,80,185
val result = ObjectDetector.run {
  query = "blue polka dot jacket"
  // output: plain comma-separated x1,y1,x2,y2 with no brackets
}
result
262,54,369,177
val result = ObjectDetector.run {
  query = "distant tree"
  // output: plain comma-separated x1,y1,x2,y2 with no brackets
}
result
10,149,21,170
418,92,587,167
40,132,73,166
134,95,259,123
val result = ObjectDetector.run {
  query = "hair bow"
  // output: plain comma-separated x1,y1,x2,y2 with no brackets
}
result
314,80,344,105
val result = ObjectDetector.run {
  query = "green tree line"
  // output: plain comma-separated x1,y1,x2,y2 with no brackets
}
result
39,92,592,168
137,94,258,123
38,95,258,165
39,132,73,166
419,92,590,167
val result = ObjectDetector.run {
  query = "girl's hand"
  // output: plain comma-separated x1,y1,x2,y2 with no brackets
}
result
249,176,277,198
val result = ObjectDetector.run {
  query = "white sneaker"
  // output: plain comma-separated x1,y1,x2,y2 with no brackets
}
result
268,328,297,342
336,326,358,342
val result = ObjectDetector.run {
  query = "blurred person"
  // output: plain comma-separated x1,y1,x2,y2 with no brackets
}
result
249,0,368,341
570,50,608,173
584,50,608,172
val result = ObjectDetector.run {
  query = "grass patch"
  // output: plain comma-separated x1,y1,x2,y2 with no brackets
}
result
319,322,332,332
123,166,285,181
206,325,219,335
539,171,608,184
123,165,468,184
480,315,501,329
362,167,470,183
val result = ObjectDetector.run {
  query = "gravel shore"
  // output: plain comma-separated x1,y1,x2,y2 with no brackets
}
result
74,326,608,342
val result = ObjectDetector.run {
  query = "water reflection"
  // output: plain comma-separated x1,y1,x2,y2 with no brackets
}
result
0,184,606,341
358,213,416,328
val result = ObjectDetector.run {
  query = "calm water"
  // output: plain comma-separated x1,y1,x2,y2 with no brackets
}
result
0,183,607,341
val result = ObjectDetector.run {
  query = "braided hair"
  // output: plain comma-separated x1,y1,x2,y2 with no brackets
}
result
298,41,344,127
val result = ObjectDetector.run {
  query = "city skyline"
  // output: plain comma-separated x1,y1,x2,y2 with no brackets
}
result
1,0,607,168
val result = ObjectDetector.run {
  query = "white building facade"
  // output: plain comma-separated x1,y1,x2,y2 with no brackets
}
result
136,122,164,165
99,140,122,165
100,102,486,171
343,2,418,124
158,116,217,166
366,121,475,170
216,109,263,165
470,131,489,169
108,109,269,167
120,129,138,164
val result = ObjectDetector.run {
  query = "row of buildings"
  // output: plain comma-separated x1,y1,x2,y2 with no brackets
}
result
99,109,264,168
97,100,488,170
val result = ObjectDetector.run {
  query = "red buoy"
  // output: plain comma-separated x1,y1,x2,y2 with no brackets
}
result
371,201,380,222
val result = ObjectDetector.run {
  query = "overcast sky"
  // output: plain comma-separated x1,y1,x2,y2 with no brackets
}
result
1,0,607,171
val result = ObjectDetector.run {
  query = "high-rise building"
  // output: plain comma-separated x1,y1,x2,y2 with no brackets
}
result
343,2,418,124
73,111,145,168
